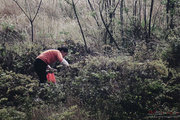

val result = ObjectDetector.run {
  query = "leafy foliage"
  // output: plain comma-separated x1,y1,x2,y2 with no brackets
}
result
0,44,40,75
162,41,180,68
0,107,26,120
55,56,179,119
0,0,179,119
0,67,37,107
0,40,179,119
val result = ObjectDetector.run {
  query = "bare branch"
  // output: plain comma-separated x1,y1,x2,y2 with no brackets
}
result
112,0,121,15
148,0,154,38
99,1,120,50
25,0,32,20
12,0,31,20
32,0,42,22
107,0,120,27
72,0,88,53
12,0,42,42
87,0,100,26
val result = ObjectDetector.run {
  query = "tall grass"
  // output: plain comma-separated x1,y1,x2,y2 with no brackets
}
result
0,0,89,45
0,0,174,52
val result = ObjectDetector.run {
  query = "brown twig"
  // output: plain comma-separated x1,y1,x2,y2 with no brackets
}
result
99,0,120,50
12,0,42,42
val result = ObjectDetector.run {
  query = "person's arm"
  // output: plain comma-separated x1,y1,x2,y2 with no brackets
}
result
62,58,69,66
47,65,57,72
47,65,52,69
56,51,69,66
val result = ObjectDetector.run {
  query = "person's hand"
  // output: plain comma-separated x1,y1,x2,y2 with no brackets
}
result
65,64,71,68
46,68,57,73
51,68,57,72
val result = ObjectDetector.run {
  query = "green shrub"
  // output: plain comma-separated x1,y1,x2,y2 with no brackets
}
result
56,56,177,119
0,45,40,75
0,67,69,119
0,107,26,120
0,67,38,110
36,83,66,105
0,39,179,119
162,41,180,68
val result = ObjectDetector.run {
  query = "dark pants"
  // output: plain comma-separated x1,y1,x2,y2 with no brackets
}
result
34,58,47,83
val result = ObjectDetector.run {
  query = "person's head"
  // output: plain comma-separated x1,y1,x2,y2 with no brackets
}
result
58,47,68,57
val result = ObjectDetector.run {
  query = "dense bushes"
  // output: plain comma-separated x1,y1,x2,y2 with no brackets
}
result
0,67,37,119
55,56,179,119
0,0,179,119
0,107,26,120
0,67,37,107
0,40,179,119
162,41,180,68
0,66,81,120
0,45,40,75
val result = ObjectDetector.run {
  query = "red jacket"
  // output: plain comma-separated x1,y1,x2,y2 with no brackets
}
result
37,49,63,65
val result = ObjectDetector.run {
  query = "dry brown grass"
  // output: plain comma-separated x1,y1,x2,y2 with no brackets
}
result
0,0,89,45
0,0,168,49
0,0,21,17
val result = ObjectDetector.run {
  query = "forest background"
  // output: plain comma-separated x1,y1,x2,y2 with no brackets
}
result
0,0,179,119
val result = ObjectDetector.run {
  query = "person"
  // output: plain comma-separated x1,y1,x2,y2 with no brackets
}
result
34,47,69,83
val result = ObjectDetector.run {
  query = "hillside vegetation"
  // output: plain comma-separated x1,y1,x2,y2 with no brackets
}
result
0,0,179,120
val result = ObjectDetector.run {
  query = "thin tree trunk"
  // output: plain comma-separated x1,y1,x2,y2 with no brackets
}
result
133,0,137,23
120,0,124,43
139,0,142,23
166,0,170,29
144,0,147,28
13,0,42,42
109,0,115,44
30,21,34,43
148,0,154,38
143,0,147,38
99,1,120,50
72,0,88,53
166,0,175,29
104,0,108,44
102,0,120,44
87,0,100,27
170,1,175,29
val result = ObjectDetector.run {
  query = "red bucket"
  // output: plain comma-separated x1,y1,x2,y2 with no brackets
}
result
46,73,56,83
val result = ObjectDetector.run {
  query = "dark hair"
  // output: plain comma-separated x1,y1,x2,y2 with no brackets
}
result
58,47,68,53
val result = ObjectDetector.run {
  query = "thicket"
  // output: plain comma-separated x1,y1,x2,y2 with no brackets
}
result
0,39,179,119
0,0,180,120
